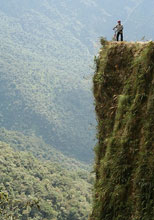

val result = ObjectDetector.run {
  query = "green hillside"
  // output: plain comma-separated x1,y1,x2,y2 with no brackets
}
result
0,127,89,171
90,41,154,220
0,141,93,220
0,0,96,162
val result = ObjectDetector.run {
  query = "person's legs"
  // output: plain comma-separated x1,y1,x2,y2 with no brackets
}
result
117,32,120,41
121,33,123,41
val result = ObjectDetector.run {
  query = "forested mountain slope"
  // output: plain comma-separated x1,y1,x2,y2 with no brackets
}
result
1,0,153,162
0,127,89,171
0,0,96,162
0,141,93,220
90,41,154,220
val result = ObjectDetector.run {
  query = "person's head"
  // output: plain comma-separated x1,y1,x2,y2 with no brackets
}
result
118,20,121,24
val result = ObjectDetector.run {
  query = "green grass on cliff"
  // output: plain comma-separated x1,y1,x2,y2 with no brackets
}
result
90,41,154,220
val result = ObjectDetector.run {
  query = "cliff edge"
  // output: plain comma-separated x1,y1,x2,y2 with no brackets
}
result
90,41,154,220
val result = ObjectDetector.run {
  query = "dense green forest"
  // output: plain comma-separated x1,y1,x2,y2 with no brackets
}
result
0,1,97,218
0,128,89,170
0,141,93,220
0,0,96,162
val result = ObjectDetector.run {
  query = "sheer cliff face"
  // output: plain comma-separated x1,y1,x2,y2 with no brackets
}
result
90,42,154,220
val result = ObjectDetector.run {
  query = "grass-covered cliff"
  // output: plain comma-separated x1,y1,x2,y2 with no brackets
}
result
90,41,154,220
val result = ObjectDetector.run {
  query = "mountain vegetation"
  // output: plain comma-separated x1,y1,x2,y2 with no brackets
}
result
0,0,96,162
1,1,154,219
0,128,89,171
0,141,93,220
1,0,153,162
90,41,154,220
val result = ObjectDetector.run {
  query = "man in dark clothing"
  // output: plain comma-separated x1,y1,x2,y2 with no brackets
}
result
113,21,123,41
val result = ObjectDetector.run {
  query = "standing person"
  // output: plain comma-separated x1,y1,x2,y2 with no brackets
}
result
113,21,123,41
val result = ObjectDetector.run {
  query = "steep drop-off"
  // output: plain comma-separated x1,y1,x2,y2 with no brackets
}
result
90,41,154,220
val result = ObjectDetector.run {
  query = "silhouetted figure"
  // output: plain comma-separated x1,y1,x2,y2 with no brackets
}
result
113,21,123,41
